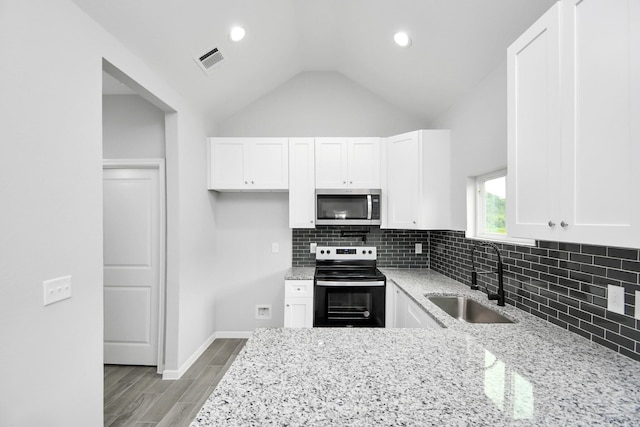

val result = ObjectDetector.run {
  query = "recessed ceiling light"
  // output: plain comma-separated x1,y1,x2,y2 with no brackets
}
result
394,31,411,47
230,26,246,42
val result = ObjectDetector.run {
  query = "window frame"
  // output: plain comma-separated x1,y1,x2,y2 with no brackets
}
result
466,168,535,246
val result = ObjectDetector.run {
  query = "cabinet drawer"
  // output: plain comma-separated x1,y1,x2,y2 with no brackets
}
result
285,280,313,298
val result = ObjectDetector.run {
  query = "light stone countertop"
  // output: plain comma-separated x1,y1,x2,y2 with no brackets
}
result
191,268,640,426
284,267,315,280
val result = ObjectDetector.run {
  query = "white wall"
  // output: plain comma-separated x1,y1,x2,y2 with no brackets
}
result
212,193,291,332
217,71,427,137
0,1,217,424
0,2,105,425
103,94,166,159
213,71,427,332
429,63,509,230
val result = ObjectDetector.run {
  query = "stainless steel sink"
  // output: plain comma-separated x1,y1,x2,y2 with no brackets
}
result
427,296,514,324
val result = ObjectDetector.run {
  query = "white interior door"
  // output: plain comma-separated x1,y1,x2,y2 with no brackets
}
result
103,164,163,366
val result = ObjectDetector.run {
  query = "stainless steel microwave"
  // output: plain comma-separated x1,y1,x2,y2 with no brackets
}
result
315,189,381,226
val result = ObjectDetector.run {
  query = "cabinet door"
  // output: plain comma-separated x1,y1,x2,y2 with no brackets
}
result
560,0,640,248
248,138,289,190
385,280,396,328
405,298,440,329
315,137,348,188
284,298,313,328
386,132,420,229
394,287,407,328
289,138,316,228
347,137,381,188
208,138,247,190
507,3,562,240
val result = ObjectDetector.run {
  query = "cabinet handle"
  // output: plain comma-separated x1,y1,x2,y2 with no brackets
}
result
286,304,290,307
349,181,353,184
310,220,313,224
548,221,556,227
343,181,346,184
244,181,248,184
561,221,569,228
413,221,416,224
251,181,254,184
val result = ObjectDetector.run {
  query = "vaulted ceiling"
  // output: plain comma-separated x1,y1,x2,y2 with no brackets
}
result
76,0,556,123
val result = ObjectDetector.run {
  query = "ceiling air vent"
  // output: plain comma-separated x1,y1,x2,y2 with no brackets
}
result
195,47,224,74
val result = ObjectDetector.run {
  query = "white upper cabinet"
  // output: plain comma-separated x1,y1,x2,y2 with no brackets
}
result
507,3,562,240
208,137,289,191
315,137,381,189
288,138,316,228
383,130,451,230
508,0,640,248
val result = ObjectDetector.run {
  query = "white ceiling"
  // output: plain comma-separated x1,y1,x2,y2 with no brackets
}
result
77,0,556,123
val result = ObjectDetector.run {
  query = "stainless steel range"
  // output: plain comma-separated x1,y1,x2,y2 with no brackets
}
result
314,246,386,327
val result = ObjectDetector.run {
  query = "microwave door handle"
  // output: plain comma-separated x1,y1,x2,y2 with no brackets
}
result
367,195,372,220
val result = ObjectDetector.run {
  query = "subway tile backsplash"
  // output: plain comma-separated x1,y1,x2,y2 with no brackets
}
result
430,230,640,362
292,226,430,268
292,227,640,361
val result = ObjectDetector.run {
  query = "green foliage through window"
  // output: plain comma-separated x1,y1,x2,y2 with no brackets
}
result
482,175,506,235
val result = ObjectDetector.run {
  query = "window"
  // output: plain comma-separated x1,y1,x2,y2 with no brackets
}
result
478,171,507,237
466,169,534,245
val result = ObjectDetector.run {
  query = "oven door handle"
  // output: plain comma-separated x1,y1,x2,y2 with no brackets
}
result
315,280,385,287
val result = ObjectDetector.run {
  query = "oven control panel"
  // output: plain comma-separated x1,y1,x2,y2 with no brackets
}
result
316,246,376,261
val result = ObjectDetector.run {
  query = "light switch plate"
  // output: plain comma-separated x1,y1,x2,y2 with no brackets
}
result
310,242,317,253
271,243,279,253
607,285,625,315
43,275,72,306
415,243,422,254
635,291,640,320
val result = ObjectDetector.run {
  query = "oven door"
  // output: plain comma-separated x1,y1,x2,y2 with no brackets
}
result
314,280,386,327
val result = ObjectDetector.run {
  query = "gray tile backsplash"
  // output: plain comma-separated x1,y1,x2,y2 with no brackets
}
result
430,230,640,362
292,226,430,268
292,227,640,361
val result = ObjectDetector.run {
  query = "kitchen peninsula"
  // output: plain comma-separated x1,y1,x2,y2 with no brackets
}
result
191,270,640,426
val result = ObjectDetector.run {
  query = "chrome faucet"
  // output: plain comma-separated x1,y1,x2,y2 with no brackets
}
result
471,242,505,306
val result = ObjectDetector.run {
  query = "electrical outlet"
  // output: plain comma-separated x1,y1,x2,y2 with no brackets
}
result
415,243,422,254
271,243,279,253
635,291,640,320
310,242,317,253
43,276,72,306
255,305,272,320
607,285,625,315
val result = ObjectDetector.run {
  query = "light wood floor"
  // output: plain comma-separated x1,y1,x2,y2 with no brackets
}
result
104,338,247,427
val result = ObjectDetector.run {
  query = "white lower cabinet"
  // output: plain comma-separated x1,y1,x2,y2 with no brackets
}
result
284,280,313,328
388,280,441,329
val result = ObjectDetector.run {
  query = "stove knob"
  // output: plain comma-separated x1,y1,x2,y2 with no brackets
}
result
363,310,370,318
320,250,325,254
327,250,331,254
368,250,372,254
362,250,366,254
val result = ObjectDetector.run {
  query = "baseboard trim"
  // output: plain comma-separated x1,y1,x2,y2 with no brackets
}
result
215,330,254,339
162,332,217,380
161,330,254,380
